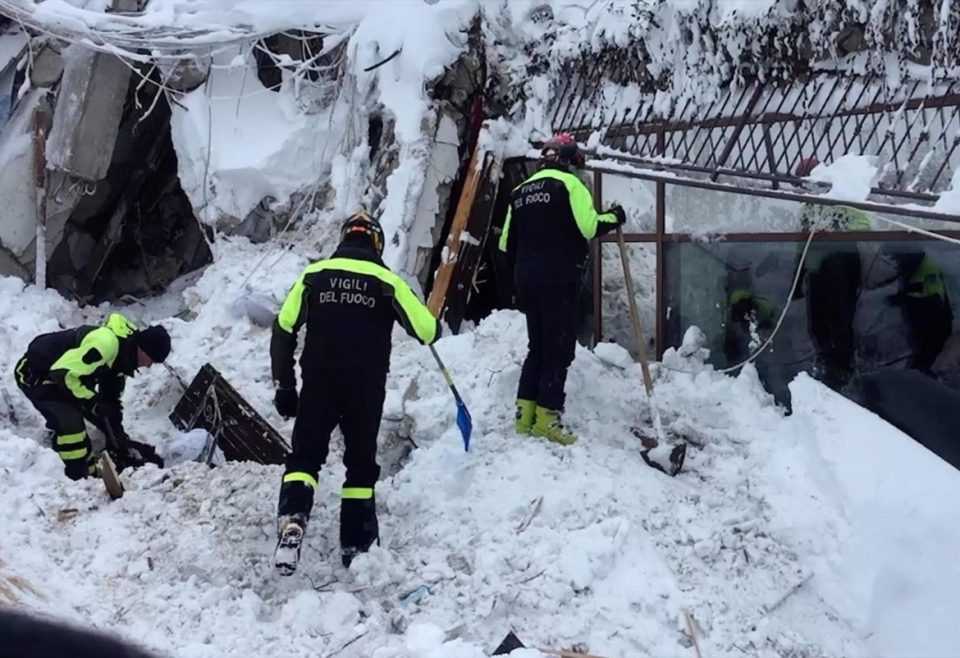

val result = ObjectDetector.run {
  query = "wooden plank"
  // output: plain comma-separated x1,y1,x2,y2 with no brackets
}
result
169,363,289,465
440,151,504,333
428,143,488,317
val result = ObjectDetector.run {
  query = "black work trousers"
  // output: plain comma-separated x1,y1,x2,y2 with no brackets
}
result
277,366,386,553
14,357,94,480
807,251,861,387
516,281,580,411
904,296,953,372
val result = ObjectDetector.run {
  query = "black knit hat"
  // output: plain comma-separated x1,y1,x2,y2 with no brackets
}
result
136,325,171,363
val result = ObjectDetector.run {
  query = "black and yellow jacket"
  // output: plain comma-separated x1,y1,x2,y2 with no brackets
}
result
498,165,619,285
18,313,138,430
270,240,441,387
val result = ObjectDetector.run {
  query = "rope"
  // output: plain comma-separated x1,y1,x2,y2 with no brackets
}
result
658,228,817,376
657,207,960,377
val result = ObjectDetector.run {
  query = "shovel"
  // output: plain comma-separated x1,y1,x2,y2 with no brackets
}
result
615,226,686,476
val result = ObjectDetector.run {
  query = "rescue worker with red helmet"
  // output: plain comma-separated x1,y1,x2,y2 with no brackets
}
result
498,133,625,445
270,211,441,574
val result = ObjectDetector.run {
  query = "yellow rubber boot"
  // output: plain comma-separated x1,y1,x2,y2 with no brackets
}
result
515,399,536,435
531,406,577,445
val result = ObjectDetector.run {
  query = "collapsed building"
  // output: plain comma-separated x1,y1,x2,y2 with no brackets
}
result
1,1,960,459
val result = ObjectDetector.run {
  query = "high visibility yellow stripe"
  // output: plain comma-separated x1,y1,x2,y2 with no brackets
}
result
341,487,373,500
15,358,26,385
59,448,88,461
279,258,438,345
57,431,87,446
283,472,318,489
50,327,120,400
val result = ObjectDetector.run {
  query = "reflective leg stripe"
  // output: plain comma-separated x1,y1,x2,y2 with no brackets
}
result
59,448,89,461
15,358,27,385
57,431,87,446
341,487,374,500
55,431,88,461
283,472,318,489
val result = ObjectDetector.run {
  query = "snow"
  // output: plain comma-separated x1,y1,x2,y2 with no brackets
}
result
808,154,880,203
0,31,28,71
3,237,960,657
934,168,960,214
3,1,960,656
169,46,342,226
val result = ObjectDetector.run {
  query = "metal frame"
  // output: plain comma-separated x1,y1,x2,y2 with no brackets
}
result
548,67,960,205
589,163,960,357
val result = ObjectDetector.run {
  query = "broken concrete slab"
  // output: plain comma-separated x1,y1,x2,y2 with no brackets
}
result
29,42,64,88
0,90,46,276
46,43,132,181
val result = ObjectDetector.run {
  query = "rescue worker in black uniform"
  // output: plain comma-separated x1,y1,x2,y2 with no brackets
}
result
498,133,625,445
885,252,953,372
270,211,441,574
795,157,870,390
13,313,169,480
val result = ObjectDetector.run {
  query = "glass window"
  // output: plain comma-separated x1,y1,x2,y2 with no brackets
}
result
601,174,656,232
595,242,656,356
664,184,904,233
664,234,959,411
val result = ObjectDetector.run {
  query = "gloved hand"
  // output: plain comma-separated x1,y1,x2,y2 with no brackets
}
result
275,387,298,419
127,440,164,468
608,204,627,225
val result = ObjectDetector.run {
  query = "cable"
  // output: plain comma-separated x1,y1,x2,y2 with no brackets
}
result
658,228,817,376
657,206,960,377
867,212,960,246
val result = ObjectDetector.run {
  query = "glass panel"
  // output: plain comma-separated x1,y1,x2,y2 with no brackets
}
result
597,242,656,358
664,184,902,233
664,237,960,411
600,174,656,232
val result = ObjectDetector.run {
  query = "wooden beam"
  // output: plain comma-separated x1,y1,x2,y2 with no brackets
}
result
427,142,489,317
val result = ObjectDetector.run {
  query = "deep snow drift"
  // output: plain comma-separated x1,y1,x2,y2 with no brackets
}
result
2,238,960,658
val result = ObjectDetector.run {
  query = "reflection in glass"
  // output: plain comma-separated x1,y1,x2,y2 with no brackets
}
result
665,237,958,412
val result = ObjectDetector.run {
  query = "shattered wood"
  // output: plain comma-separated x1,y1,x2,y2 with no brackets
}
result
169,363,290,465
427,131,504,333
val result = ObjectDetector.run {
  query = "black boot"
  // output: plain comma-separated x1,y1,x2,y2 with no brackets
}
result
274,513,307,577
340,496,379,568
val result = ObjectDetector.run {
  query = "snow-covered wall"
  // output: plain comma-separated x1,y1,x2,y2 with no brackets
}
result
165,0,476,282
0,90,42,279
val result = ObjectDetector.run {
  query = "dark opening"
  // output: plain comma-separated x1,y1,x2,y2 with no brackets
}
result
459,157,536,325
47,69,212,303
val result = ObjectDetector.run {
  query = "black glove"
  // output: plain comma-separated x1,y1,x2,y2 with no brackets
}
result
125,440,164,469
275,387,298,419
609,205,627,225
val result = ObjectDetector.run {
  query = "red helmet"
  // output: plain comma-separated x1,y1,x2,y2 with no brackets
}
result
541,132,585,167
795,156,820,177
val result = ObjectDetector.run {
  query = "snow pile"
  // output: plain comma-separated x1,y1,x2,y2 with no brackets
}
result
2,238,960,657
809,154,879,203
934,168,960,214
169,46,347,226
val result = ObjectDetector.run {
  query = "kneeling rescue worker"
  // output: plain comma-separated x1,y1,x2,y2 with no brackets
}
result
14,313,170,480
270,211,441,574
498,133,625,445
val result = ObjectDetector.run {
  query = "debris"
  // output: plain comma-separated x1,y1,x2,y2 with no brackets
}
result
169,363,290,464
99,451,124,500
516,495,543,533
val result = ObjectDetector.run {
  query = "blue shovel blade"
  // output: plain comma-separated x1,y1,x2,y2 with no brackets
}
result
455,400,472,452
